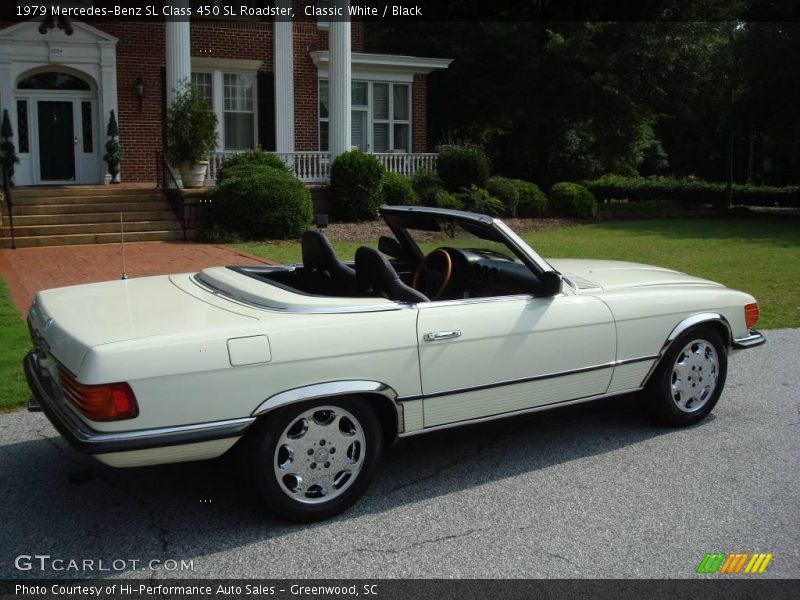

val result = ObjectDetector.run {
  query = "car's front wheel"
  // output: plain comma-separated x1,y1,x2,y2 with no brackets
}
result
250,398,383,522
643,327,728,427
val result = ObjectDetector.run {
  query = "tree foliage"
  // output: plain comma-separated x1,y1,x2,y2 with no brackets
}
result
366,16,799,186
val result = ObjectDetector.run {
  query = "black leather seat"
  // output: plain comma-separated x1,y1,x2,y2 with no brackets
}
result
355,246,429,303
301,230,357,295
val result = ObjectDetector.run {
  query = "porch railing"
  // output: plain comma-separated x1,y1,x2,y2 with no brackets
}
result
207,151,437,184
155,152,187,241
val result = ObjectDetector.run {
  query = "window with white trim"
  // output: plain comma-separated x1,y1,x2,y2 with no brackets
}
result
318,79,411,153
191,70,257,151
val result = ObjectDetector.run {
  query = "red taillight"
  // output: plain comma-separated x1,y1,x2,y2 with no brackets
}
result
59,369,138,421
744,303,760,330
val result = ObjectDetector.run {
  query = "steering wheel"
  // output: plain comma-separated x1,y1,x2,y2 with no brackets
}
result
412,248,453,300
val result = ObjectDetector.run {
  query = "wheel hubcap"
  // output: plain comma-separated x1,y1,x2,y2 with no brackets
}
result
670,339,719,413
273,406,365,504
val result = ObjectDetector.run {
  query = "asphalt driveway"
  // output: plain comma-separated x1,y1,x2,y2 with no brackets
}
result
0,329,797,580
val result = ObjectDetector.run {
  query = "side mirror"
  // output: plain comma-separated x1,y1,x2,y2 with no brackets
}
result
540,271,562,296
378,236,404,259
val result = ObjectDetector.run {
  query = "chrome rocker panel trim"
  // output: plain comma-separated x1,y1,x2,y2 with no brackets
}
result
24,352,255,454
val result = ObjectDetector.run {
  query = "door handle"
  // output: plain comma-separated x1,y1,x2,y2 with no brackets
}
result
424,330,461,342
73,137,80,145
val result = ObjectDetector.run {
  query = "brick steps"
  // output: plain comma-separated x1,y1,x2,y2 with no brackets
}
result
1,185,191,248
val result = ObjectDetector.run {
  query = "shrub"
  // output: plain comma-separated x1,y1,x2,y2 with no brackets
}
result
486,176,520,217
216,148,290,182
511,179,548,217
433,190,465,210
548,182,598,218
330,150,385,220
208,166,312,239
459,185,505,216
585,175,800,208
166,84,218,166
380,172,417,205
436,144,490,191
411,170,445,206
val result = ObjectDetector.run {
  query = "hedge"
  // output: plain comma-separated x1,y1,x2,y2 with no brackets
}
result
216,148,290,182
585,175,800,207
381,172,417,205
436,144,490,191
548,182,598,218
330,150,385,220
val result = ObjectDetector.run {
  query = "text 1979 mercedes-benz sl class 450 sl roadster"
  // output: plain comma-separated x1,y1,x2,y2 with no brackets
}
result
24,206,765,521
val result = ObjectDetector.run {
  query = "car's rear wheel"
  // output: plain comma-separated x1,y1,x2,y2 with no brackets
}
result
250,398,383,522
643,327,728,427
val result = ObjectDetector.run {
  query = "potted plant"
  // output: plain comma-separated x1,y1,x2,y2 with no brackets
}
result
0,109,19,186
166,83,218,188
102,110,122,183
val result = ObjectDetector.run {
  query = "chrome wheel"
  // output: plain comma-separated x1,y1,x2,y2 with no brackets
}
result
670,338,719,413
273,406,366,505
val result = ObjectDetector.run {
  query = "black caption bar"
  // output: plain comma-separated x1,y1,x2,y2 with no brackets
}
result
3,0,800,22
1,579,799,600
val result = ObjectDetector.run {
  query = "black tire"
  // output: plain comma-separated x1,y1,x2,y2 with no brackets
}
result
642,327,728,427
250,397,384,522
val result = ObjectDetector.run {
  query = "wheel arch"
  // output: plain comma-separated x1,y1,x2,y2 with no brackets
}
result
642,312,732,386
250,381,404,442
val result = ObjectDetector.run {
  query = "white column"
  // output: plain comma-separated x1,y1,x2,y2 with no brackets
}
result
328,1,351,161
165,0,191,105
273,1,294,153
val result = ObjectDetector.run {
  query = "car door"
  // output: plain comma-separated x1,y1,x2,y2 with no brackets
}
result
416,293,616,428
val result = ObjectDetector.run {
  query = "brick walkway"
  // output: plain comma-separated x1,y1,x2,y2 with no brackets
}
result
0,242,275,314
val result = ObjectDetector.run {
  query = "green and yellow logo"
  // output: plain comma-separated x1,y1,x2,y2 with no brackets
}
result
696,552,773,574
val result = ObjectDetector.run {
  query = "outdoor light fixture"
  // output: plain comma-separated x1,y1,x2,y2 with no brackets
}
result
133,77,145,113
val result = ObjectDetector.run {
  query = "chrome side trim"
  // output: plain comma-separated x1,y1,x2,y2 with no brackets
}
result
732,330,766,350
251,380,405,434
191,274,409,314
25,350,254,454
398,387,643,438
397,355,657,402
641,312,733,386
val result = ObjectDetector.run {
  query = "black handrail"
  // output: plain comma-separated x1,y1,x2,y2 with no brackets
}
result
1,162,15,250
156,152,187,241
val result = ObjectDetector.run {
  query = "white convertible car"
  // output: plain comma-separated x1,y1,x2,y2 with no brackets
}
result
24,206,765,521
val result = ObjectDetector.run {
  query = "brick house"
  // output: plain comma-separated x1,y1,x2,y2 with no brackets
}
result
0,3,450,188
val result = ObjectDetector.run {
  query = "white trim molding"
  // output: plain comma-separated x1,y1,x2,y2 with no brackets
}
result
310,51,452,83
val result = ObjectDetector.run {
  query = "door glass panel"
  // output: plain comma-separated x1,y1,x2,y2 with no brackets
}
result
38,101,75,181
351,111,367,150
352,81,368,106
393,84,409,120
373,83,389,120
373,123,389,152
318,79,329,119
393,123,410,152
16,100,29,153
81,101,93,153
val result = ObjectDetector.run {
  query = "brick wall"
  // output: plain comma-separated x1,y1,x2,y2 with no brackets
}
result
412,74,428,152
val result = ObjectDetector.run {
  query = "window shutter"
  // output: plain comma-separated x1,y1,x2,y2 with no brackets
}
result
257,71,276,151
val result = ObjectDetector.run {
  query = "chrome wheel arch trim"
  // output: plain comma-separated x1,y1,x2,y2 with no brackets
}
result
642,312,732,386
251,380,404,433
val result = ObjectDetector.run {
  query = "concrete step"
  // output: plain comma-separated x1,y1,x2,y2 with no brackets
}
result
7,193,168,206
6,201,172,216
0,229,193,248
2,221,182,238
10,186,160,199
5,211,178,226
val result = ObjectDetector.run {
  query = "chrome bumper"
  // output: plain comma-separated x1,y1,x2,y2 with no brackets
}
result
732,330,766,350
24,351,255,454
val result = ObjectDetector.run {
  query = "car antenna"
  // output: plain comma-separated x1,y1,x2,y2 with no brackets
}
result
120,212,128,280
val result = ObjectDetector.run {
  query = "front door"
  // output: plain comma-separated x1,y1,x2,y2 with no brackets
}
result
37,101,75,182
417,294,617,428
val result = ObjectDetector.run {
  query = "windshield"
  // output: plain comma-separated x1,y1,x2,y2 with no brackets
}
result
404,218,522,263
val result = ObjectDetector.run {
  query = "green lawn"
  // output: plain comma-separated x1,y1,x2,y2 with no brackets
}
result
0,278,30,410
235,218,800,330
